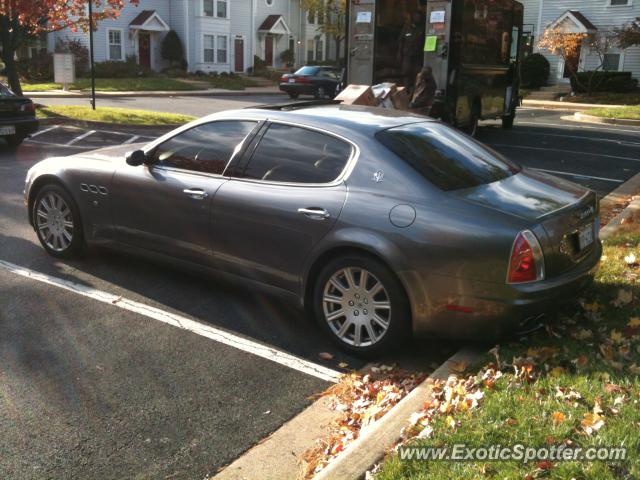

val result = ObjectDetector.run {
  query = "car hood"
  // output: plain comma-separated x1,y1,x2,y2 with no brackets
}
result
68,142,148,162
453,169,590,221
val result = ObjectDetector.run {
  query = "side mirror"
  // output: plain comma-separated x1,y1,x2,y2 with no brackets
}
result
126,150,147,166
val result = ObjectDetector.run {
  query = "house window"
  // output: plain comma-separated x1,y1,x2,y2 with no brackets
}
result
203,0,214,16
265,0,273,5
108,29,123,60
315,39,324,61
318,10,324,25
217,35,228,63
610,0,630,5
308,11,315,23
217,0,228,18
603,53,621,71
204,35,215,63
307,39,314,62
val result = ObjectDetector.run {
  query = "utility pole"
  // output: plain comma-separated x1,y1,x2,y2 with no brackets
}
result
88,0,96,110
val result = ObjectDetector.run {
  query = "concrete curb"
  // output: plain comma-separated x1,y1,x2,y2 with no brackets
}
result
522,99,626,112
312,347,483,480
27,89,283,99
38,117,179,135
570,112,640,127
599,171,640,230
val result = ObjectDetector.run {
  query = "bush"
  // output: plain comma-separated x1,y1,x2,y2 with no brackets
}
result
280,48,294,65
17,51,53,81
161,30,184,67
253,55,267,72
93,56,152,78
570,71,638,93
55,38,89,77
521,53,550,88
162,67,187,77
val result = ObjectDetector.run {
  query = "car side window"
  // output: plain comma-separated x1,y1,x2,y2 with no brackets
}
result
151,121,257,175
241,123,352,184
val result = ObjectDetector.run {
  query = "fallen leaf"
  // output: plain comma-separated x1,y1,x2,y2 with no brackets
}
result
552,411,566,425
581,412,605,435
505,417,518,426
624,253,637,265
338,362,349,368
450,361,468,373
318,352,334,360
628,317,640,328
612,289,633,308
538,460,554,470
610,330,625,343
549,366,565,377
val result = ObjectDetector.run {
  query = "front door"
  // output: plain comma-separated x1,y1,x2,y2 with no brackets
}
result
234,38,244,72
110,120,259,264
213,122,353,293
139,32,151,69
265,35,274,67
563,44,581,78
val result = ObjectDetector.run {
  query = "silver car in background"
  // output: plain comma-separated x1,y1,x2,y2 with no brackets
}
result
24,104,601,355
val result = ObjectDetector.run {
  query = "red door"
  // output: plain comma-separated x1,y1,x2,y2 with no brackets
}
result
265,36,274,67
234,38,244,72
139,32,151,69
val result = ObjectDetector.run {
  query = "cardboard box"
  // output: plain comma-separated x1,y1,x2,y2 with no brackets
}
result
372,82,397,108
335,84,378,107
391,86,411,111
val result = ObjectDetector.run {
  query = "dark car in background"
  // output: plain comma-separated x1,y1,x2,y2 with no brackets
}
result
0,82,38,147
279,66,344,99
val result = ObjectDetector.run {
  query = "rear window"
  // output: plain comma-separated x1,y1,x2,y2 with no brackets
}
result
295,66,320,76
376,122,520,191
0,83,14,97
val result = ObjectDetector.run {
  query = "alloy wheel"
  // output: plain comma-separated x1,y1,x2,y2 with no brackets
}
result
36,192,74,252
322,267,391,347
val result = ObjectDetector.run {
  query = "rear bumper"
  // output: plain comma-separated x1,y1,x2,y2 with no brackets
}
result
405,240,602,340
0,116,39,137
279,83,316,96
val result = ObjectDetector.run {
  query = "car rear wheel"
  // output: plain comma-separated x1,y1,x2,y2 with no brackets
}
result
465,105,480,137
502,113,515,130
314,86,327,99
288,92,299,99
313,254,409,356
4,134,25,148
33,184,84,258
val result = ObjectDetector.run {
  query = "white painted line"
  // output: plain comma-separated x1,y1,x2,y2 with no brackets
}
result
0,259,342,384
66,129,96,146
489,143,640,163
502,130,640,147
123,135,140,144
29,125,60,138
24,139,95,149
516,120,640,135
531,168,624,183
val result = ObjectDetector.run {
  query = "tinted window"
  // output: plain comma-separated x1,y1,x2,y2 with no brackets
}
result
376,122,519,191
152,121,256,174
242,123,352,184
0,83,14,97
296,66,320,76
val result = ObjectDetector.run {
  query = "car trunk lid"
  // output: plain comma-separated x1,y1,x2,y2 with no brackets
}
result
454,169,599,277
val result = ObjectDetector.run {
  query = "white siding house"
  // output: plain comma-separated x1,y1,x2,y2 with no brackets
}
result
48,0,337,74
523,0,640,83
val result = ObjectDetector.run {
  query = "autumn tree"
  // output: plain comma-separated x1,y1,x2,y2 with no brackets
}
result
538,27,616,97
301,0,346,63
616,18,640,49
0,0,138,96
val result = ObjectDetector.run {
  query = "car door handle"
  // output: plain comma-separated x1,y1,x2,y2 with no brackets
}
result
298,207,330,220
183,188,208,200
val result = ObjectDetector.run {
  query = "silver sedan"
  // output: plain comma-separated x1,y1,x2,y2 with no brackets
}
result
24,104,601,355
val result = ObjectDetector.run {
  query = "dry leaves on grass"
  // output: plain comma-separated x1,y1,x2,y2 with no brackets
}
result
300,366,426,479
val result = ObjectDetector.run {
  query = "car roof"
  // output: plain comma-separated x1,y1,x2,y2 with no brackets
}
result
206,104,435,137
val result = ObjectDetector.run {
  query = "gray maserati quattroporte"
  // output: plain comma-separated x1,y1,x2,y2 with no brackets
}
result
24,103,601,355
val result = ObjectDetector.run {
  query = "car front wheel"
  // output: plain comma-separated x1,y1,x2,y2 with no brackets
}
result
313,254,409,356
33,184,84,258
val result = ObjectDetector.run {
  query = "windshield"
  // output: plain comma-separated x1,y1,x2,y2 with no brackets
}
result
376,122,520,191
295,66,320,76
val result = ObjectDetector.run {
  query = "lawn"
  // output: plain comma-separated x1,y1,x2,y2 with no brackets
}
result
567,92,640,106
22,77,201,92
37,105,196,126
200,75,260,90
376,232,640,479
587,106,640,121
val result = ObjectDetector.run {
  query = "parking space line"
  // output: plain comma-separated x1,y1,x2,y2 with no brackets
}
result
531,168,624,183
123,135,140,144
497,130,640,147
24,139,94,149
488,143,640,163
0,259,342,384
66,130,96,146
29,125,60,138
516,121,640,135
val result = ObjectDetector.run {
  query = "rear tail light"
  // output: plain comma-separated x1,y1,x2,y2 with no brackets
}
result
20,103,35,113
295,76,311,84
507,230,545,284
280,75,288,82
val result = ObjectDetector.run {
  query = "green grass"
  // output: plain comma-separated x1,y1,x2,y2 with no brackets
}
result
377,235,640,479
587,106,640,120
567,92,640,106
22,77,201,92
200,75,259,90
36,105,196,125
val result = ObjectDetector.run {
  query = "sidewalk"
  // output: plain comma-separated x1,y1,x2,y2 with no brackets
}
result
522,98,626,111
26,86,283,98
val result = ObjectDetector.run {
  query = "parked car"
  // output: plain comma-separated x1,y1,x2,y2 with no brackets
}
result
24,103,601,355
279,66,344,99
0,82,38,147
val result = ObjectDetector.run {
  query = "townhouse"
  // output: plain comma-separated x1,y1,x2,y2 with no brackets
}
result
43,0,337,74
522,0,640,83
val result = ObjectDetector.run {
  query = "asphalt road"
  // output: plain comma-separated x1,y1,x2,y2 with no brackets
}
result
1,100,639,479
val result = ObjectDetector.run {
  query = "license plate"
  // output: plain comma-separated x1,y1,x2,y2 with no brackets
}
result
578,224,594,250
288,78,295,83
0,125,15,135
